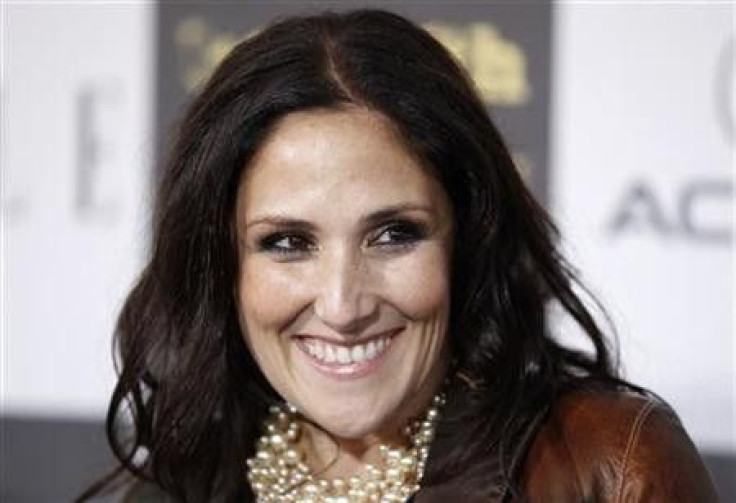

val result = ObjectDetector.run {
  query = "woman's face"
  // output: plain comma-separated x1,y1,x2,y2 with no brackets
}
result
235,108,453,442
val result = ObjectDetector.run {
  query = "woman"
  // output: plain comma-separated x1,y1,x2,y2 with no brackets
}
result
85,9,718,503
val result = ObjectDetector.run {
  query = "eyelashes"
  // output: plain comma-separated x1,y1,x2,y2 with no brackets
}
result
258,232,316,255
255,220,429,259
368,220,427,247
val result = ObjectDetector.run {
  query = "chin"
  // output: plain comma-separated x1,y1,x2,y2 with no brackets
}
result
302,398,401,441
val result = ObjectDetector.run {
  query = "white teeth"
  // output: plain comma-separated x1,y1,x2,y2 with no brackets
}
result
324,345,336,363
314,344,324,360
365,341,377,359
351,345,365,362
336,346,351,364
303,335,393,365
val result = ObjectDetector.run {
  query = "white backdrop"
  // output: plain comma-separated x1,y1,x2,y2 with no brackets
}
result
3,2,733,455
552,3,734,451
3,3,153,417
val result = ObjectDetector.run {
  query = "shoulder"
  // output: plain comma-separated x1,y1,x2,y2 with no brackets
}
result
520,388,719,502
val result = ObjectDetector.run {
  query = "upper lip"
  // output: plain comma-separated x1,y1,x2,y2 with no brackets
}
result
292,327,403,347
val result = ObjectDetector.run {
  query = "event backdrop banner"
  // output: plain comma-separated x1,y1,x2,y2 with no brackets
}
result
3,2,153,501
551,3,734,454
156,1,552,201
3,2,734,502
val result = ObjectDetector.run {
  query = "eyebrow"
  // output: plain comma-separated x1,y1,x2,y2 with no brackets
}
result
244,203,435,231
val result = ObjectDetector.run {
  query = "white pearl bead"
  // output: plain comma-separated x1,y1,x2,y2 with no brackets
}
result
247,391,444,502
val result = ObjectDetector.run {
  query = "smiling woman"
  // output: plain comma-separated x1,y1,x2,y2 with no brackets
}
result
237,110,452,453
236,110,453,495
80,8,718,503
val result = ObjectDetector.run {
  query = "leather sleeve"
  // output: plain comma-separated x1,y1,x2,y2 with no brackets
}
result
614,398,720,502
521,391,720,503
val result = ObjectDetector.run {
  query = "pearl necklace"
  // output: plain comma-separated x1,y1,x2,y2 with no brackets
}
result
246,392,445,503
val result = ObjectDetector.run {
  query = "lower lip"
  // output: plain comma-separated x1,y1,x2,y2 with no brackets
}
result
296,329,403,381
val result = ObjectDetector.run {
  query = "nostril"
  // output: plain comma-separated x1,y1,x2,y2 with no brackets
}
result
313,294,380,334
313,255,379,331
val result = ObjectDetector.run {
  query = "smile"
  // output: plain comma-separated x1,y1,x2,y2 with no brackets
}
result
295,329,401,377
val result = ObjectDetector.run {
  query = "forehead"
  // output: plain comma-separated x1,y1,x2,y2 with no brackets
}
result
236,108,450,222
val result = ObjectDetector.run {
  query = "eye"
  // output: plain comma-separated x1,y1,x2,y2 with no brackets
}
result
369,220,427,249
258,232,316,257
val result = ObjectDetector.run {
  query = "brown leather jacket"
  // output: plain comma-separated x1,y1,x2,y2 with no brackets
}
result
122,391,719,502
415,390,720,502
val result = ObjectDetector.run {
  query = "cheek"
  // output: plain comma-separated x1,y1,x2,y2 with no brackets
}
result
382,245,451,321
238,258,306,336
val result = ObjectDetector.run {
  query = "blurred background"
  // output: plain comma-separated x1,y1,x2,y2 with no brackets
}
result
2,1,733,501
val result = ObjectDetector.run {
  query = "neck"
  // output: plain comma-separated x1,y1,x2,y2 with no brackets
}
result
246,389,446,501
298,358,451,480
300,422,405,479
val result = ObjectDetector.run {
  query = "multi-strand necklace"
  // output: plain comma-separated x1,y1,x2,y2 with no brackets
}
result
246,392,445,503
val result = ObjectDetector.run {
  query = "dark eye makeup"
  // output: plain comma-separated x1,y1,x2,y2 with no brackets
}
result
257,232,316,256
369,219,428,249
253,217,429,259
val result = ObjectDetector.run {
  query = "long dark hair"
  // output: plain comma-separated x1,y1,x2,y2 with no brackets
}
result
86,9,624,502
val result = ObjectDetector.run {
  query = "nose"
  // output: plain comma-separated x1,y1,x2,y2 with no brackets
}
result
313,247,378,334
